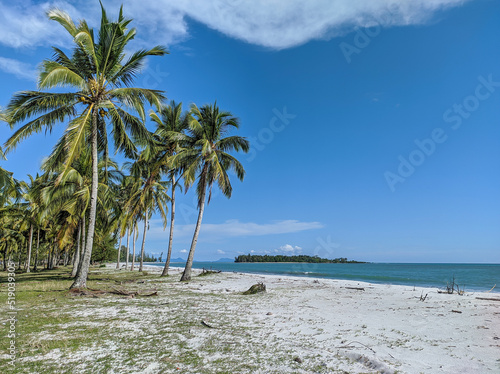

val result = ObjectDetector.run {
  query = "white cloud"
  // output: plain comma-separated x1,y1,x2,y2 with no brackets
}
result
216,249,225,254
146,219,323,242
0,0,470,51
172,0,470,49
276,244,302,254
0,57,37,81
180,249,188,253
176,219,323,239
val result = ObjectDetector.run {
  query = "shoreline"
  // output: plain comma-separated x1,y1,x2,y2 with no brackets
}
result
132,262,500,294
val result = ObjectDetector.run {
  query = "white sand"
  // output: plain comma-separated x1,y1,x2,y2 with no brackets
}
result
135,264,500,373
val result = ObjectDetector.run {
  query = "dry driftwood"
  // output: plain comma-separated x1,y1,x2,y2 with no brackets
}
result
69,287,157,297
201,320,215,328
476,297,500,302
345,287,365,291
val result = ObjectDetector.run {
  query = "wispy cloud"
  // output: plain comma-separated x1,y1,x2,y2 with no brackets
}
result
147,219,324,241
0,57,37,81
0,0,470,50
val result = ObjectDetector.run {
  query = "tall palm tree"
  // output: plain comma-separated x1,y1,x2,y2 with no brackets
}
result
175,103,249,281
125,154,169,272
21,174,45,272
150,101,188,276
3,4,167,288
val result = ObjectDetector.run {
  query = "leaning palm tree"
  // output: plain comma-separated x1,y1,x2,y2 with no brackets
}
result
150,101,189,276
175,102,249,281
3,4,167,288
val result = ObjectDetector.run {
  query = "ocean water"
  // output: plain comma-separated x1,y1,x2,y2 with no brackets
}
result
147,262,500,292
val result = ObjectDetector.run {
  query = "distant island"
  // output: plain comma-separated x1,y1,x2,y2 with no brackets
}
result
234,254,365,263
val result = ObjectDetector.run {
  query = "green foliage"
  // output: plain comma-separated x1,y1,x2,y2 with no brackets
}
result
234,254,365,263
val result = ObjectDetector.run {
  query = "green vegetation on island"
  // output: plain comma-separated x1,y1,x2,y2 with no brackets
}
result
234,254,365,263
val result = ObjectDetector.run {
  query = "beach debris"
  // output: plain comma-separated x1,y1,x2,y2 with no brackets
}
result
68,287,158,298
419,292,429,302
293,357,303,363
198,268,222,277
345,287,365,291
201,320,216,328
451,310,462,314
266,312,273,315
438,275,465,295
476,297,500,302
242,282,266,295
486,284,496,293
337,341,376,354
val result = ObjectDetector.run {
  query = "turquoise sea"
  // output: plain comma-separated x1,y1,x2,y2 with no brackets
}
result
148,262,500,292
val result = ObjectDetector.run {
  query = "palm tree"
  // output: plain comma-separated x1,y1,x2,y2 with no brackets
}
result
21,174,45,272
3,4,167,288
125,153,169,272
175,103,249,281
149,101,189,276
114,174,135,269
0,149,16,204
0,111,16,198
0,207,25,271
42,151,122,274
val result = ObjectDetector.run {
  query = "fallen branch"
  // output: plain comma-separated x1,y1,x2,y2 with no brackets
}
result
476,297,500,302
337,341,376,354
110,288,138,296
69,287,157,297
201,320,215,328
451,310,462,314
345,287,365,291
138,291,158,297
486,284,497,293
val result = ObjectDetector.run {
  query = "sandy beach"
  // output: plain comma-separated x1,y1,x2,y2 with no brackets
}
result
92,264,500,374
4,264,499,373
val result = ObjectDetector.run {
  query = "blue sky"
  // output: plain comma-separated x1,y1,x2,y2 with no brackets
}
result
0,0,499,263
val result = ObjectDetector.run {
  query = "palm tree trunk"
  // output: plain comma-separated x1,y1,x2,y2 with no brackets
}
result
34,228,40,271
71,220,82,277
2,247,7,271
125,226,130,269
64,248,70,266
162,176,176,277
180,177,207,282
48,239,54,270
131,223,137,271
139,207,149,272
26,224,33,273
116,232,123,269
80,215,86,263
71,111,99,289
